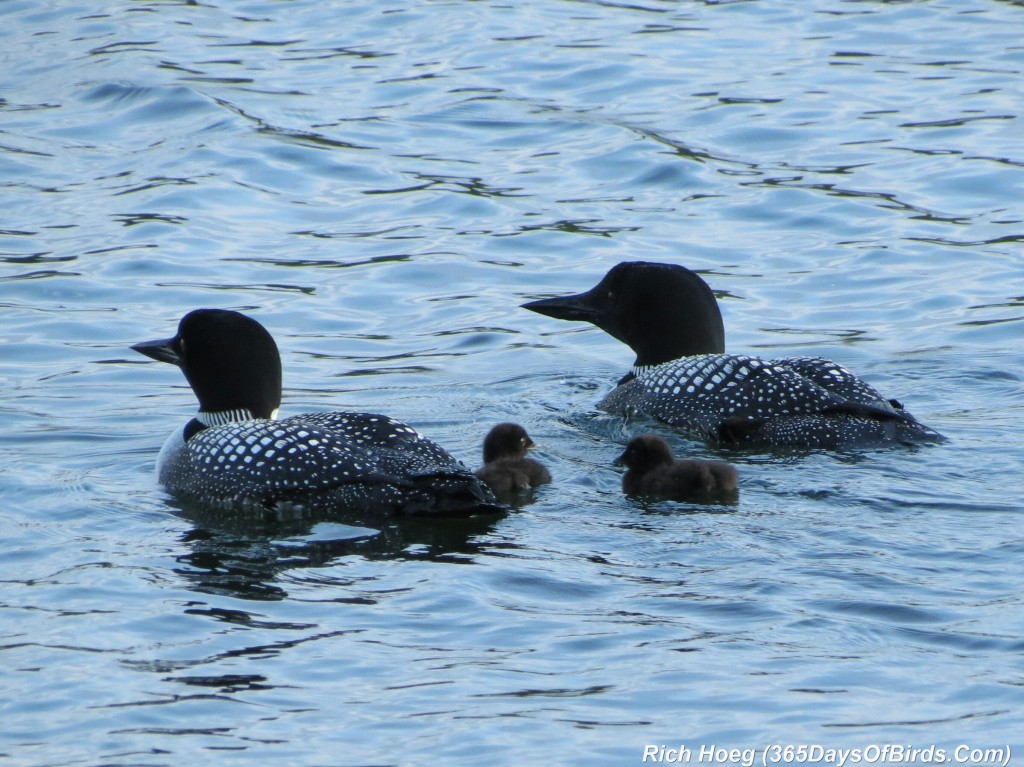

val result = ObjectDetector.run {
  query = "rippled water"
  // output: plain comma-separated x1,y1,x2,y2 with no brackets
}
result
2,0,1023,764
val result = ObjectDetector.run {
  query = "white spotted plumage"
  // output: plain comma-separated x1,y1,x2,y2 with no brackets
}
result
600,353,937,448
158,411,483,514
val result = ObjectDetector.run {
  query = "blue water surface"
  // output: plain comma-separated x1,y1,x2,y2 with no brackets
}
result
1,1,1022,765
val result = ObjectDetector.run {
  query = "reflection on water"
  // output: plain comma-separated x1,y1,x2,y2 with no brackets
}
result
174,501,508,601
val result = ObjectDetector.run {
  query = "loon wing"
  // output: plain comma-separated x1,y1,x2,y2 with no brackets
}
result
162,414,492,513
284,412,501,514
290,411,470,473
162,419,398,499
770,356,898,409
600,354,915,442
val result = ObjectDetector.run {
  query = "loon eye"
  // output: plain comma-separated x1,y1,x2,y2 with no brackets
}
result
606,290,615,302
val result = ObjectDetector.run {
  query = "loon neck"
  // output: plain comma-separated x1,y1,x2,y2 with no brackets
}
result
618,357,715,386
618,364,656,386
183,408,277,441
629,328,723,368
197,408,267,427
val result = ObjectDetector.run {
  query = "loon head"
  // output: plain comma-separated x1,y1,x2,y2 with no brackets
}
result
613,433,674,472
521,261,726,367
132,308,283,419
481,422,535,463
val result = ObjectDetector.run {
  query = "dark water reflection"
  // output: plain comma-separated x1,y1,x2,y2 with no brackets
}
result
174,502,508,600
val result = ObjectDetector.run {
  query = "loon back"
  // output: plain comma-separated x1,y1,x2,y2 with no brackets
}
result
600,354,942,449
158,413,498,517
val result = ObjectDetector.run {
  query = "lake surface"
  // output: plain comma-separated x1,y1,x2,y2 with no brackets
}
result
1,0,1022,765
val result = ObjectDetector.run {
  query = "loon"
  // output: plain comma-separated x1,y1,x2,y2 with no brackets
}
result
132,308,502,518
615,434,738,500
522,261,944,449
475,423,552,495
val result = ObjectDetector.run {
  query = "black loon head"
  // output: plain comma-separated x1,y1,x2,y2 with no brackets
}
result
132,308,282,419
481,422,535,464
521,261,726,368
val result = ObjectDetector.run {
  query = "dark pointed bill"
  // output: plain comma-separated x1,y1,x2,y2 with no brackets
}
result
131,336,182,366
521,289,601,323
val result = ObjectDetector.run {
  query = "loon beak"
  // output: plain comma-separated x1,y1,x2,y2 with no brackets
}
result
612,449,628,467
521,287,602,324
131,335,182,366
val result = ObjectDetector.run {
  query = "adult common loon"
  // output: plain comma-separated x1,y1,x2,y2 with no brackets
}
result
615,434,738,500
523,261,944,449
475,422,552,495
132,309,502,517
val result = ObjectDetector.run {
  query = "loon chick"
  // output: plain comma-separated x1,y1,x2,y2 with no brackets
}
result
132,309,502,518
615,434,738,500
475,423,552,495
523,261,943,449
